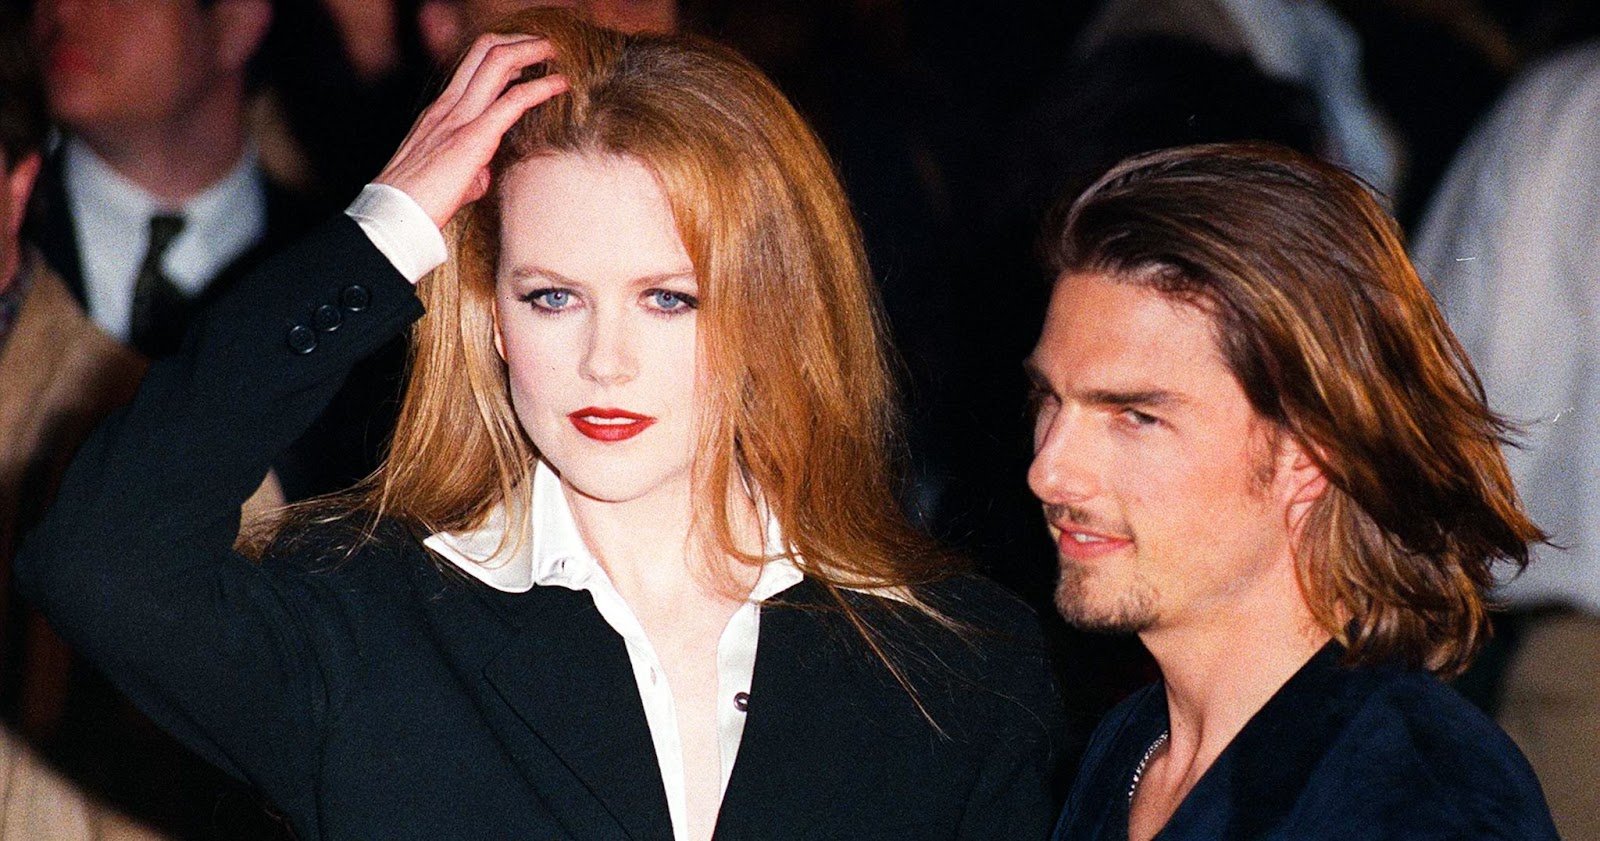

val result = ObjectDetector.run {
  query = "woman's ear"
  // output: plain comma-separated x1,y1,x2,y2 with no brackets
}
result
491,297,507,362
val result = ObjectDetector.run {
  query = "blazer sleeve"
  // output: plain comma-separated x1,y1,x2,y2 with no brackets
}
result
13,215,426,803
953,599,1073,840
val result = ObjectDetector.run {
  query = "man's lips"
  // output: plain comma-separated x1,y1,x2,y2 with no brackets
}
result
1051,524,1133,562
46,44,95,79
568,408,656,442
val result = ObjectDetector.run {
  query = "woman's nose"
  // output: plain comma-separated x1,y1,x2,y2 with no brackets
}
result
579,310,637,385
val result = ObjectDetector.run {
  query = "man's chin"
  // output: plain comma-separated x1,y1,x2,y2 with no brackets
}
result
1055,574,1155,634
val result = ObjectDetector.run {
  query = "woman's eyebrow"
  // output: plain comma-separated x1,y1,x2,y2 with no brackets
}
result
503,265,696,287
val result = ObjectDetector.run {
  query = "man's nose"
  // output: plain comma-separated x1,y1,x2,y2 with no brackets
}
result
1027,407,1100,505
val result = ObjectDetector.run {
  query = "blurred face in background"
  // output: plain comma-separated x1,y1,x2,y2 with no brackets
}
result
31,0,217,135
0,149,43,289
419,0,678,66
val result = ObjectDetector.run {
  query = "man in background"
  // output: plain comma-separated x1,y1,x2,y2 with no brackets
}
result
1414,41,1600,841
28,0,278,358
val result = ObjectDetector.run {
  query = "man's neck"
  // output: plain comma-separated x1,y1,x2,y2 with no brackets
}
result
1153,614,1329,754
74,83,248,205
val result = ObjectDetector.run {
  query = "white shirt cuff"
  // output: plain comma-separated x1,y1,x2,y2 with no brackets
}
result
344,183,448,284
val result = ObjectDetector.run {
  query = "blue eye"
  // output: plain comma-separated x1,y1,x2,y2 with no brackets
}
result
647,289,699,312
521,288,575,311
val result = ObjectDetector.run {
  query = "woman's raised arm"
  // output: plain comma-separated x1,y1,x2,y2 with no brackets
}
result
12,33,565,811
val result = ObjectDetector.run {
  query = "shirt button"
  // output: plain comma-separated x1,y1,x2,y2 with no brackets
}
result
286,324,317,354
339,284,371,312
312,303,343,332
733,692,750,712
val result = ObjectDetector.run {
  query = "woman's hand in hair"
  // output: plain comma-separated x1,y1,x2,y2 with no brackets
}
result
374,33,567,229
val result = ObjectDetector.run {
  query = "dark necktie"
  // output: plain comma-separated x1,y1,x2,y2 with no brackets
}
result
128,213,188,357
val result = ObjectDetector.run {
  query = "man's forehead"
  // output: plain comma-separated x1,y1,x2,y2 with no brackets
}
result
1035,272,1221,367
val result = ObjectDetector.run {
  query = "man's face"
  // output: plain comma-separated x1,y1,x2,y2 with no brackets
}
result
0,149,43,289
1026,271,1313,636
31,0,216,134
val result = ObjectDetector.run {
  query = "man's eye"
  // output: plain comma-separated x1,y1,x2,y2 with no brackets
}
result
1121,408,1160,427
1025,386,1053,418
647,289,698,312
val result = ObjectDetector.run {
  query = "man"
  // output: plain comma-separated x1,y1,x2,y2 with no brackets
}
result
0,14,190,839
3,12,289,835
28,0,411,501
1027,143,1557,839
28,0,278,356
1414,43,1600,841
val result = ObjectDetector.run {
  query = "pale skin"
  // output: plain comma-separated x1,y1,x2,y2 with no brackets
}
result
375,34,758,841
1027,272,1331,840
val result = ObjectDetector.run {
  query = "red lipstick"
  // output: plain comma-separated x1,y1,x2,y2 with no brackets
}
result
568,407,656,442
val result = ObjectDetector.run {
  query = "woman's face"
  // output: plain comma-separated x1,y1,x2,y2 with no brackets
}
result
494,152,701,507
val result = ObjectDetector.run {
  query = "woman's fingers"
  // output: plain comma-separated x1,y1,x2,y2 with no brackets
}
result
373,32,568,229
433,32,541,114
453,37,559,120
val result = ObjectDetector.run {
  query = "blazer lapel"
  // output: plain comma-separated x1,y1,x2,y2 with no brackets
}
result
481,586,675,841
22,148,87,307
413,563,673,841
716,580,919,840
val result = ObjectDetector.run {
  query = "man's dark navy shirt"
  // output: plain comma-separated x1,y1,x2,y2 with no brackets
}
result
1053,642,1558,840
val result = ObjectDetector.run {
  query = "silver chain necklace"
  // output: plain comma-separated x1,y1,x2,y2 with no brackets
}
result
1128,729,1171,804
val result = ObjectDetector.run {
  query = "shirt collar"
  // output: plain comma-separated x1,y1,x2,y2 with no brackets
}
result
63,135,266,295
423,460,804,599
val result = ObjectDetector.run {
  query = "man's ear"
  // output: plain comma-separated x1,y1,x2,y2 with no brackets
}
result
1278,435,1329,508
4,152,42,241
209,0,273,76
417,0,467,69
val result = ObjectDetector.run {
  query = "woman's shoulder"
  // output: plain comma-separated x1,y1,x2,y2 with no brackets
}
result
863,574,1064,722
256,512,435,584
914,573,1053,642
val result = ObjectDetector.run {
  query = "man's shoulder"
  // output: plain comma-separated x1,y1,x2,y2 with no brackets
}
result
1296,664,1558,838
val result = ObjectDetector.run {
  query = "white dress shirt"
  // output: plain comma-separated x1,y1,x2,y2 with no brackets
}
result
345,187,804,841
424,462,803,841
63,137,267,340
1213,0,1404,201
1413,44,1600,615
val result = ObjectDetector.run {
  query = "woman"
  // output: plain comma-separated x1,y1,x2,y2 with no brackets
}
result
18,10,1065,840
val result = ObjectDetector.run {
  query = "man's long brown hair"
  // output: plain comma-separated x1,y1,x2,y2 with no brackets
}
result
1047,142,1542,678
268,10,953,615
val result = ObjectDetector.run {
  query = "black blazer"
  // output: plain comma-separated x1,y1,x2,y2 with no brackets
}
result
17,217,1069,840
1052,642,1557,840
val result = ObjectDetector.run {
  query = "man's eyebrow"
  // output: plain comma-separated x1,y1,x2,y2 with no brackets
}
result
1022,358,1050,391
1022,360,1188,408
1080,388,1186,409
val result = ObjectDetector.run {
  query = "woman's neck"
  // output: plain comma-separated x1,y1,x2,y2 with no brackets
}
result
561,477,764,608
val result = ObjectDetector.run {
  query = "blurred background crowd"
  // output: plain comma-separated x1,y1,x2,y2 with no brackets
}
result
1,0,1598,838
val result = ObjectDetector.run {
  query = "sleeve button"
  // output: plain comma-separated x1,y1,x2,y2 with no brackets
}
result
286,324,318,354
313,303,343,332
339,284,371,312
